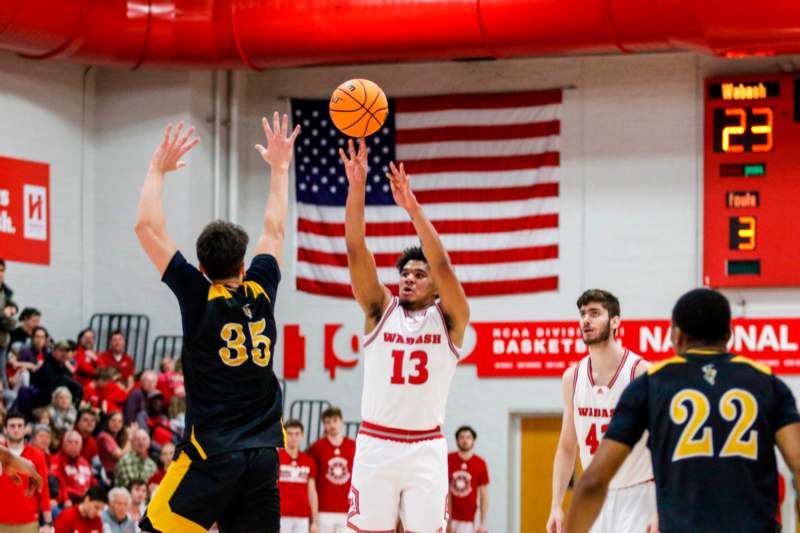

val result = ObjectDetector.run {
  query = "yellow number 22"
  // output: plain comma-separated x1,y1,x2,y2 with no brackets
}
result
670,388,758,462
219,319,272,367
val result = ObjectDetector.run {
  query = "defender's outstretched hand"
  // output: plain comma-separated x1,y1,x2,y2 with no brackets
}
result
387,161,419,212
255,112,301,169
150,122,200,174
339,138,368,186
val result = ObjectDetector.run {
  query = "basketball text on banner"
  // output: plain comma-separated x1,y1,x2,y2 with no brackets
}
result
466,318,800,376
0,156,50,265
291,89,562,298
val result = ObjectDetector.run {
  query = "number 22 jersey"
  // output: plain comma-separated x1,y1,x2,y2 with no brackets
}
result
162,251,284,459
605,350,800,533
361,297,460,430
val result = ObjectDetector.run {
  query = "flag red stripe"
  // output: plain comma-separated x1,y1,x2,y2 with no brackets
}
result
297,213,559,237
396,89,563,113
296,276,558,298
415,183,558,203
396,121,560,144
297,245,559,268
404,152,559,174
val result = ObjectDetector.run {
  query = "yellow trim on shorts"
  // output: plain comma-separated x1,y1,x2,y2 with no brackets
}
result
146,452,206,533
647,356,686,375
190,427,208,460
208,284,232,301
730,355,772,375
243,280,271,302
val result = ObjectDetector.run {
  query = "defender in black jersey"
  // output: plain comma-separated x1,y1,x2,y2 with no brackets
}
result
565,288,800,533
133,115,300,533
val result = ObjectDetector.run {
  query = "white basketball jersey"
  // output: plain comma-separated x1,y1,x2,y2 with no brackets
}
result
361,297,460,430
572,350,653,489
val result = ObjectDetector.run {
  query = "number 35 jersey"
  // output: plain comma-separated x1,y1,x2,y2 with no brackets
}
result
572,350,653,489
605,350,800,533
361,297,460,431
163,251,284,458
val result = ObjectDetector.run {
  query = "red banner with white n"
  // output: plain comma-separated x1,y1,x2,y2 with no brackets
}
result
0,156,50,265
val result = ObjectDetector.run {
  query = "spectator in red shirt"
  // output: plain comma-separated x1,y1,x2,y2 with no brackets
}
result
279,419,319,533
54,487,106,533
307,406,356,533
76,409,99,465
97,332,134,390
0,412,52,531
155,357,184,405
73,329,99,388
95,368,128,414
52,430,96,506
147,441,175,495
447,426,489,533
96,411,130,478
122,370,157,426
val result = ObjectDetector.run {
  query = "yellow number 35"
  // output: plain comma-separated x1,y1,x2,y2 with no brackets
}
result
218,319,272,367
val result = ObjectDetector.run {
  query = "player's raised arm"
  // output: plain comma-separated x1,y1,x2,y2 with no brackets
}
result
386,162,470,344
547,367,580,533
254,112,301,266
135,122,200,275
340,138,392,325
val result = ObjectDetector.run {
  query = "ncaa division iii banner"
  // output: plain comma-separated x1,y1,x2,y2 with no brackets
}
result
0,156,50,265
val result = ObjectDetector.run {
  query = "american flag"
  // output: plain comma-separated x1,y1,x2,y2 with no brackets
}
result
291,89,561,298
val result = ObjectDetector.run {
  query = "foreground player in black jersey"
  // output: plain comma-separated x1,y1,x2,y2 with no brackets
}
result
565,288,800,533
134,114,299,533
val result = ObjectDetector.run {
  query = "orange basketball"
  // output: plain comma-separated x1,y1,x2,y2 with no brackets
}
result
329,79,389,138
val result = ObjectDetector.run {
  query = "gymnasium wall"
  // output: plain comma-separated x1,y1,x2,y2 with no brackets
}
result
2,50,800,532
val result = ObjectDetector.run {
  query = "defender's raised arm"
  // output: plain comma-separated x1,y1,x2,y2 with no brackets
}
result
254,112,301,265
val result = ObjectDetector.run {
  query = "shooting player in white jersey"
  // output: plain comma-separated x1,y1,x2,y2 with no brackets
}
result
547,290,657,533
339,139,470,533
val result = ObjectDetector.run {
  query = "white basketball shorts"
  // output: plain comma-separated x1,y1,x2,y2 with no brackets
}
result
590,480,656,533
347,422,448,533
319,512,347,533
450,520,475,533
280,517,310,533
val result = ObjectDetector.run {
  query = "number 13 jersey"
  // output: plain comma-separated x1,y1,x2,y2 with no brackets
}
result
572,350,653,489
361,297,460,431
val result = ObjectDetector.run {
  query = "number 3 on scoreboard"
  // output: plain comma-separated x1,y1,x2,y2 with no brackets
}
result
670,388,758,462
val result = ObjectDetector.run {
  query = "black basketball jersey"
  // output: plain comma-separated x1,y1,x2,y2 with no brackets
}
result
163,251,284,459
605,349,800,533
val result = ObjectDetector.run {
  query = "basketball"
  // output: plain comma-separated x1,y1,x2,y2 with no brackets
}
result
329,79,388,137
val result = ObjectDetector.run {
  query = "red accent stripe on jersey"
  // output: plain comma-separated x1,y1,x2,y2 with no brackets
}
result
435,303,461,359
345,523,394,533
396,89,563,112
607,349,630,390
363,298,398,348
587,357,595,387
359,421,443,443
571,363,580,399
629,357,642,383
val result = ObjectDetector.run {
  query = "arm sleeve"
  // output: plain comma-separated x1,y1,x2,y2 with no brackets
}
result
772,376,800,431
161,251,210,336
603,374,650,448
245,254,281,308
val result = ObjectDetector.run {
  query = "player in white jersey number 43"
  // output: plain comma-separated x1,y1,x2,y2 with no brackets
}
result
547,290,658,533
339,139,470,533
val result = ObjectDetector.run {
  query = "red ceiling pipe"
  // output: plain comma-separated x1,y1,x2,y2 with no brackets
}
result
0,0,799,69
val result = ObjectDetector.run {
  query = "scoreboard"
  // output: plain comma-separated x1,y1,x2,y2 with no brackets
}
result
704,74,800,287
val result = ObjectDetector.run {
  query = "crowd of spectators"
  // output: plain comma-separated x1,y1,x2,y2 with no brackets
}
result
0,258,185,532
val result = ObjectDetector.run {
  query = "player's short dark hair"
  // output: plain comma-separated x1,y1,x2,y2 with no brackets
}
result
576,289,621,319
19,307,41,321
395,246,428,273
196,220,249,280
672,288,731,345
322,407,343,420
455,425,477,440
284,419,304,432
4,411,26,426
